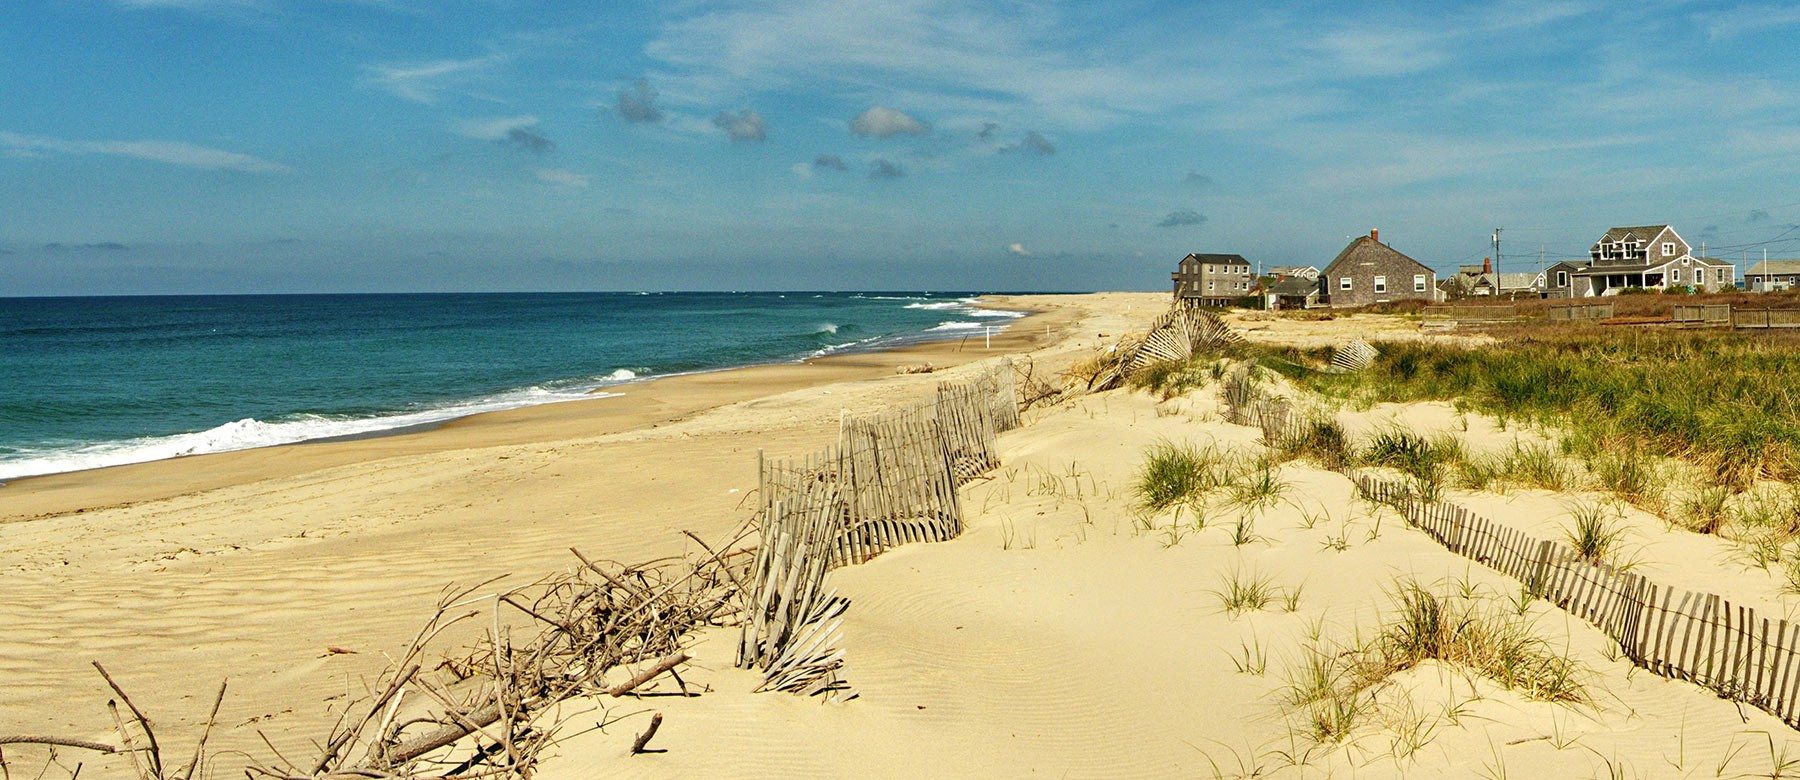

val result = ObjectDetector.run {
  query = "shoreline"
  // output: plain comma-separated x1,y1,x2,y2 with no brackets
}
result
0,296,1073,524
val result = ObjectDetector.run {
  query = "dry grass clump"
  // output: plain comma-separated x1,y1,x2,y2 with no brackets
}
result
1272,415,1351,470
1563,500,1627,564
1127,355,1228,399
1134,441,1235,512
1282,579,1588,745
1210,569,1303,617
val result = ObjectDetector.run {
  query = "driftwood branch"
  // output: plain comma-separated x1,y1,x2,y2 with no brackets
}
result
0,736,120,754
629,713,663,755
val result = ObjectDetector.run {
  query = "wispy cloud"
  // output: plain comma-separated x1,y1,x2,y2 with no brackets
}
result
1006,242,1029,256
535,168,589,188
1156,209,1206,228
1697,3,1800,40
616,79,664,123
870,158,904,180
712,109,767,142
455,115,553,153
1184,171,1213,186
814,154,849,170
0,131,290,173
851,106,928,138
363,54,504,103
999,130,1054,156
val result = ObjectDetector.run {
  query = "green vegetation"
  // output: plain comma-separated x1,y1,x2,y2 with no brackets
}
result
1211,568,1301,616
1563,501,1626,564
1134,441,1234,512
1284,331,1800,490
1282,579,1589,744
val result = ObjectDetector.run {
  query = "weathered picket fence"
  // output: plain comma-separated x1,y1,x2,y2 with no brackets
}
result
1221,375,1800,731
738,359,1019,696
1356,477,1800,727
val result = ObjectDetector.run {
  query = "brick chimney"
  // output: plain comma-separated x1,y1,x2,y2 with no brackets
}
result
1370,228,1379,243
1483,256,1492,274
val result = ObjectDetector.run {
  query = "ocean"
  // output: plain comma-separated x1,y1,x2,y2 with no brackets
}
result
0,291,1024,481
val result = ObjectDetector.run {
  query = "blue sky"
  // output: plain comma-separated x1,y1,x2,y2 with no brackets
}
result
3,0,1800,294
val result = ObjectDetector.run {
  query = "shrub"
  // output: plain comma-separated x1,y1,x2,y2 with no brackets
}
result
1134,441,1232,512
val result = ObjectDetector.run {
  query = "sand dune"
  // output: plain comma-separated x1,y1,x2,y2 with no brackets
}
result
8,293,1796,778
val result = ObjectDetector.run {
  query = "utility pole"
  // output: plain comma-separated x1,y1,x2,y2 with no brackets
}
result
1492,228,1503,298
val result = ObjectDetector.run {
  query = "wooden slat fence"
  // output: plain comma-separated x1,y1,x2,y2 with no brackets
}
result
1222,380,1800,730
739,359,1020,693
1351,455,1800,729
1733,308,1800,330
1547,303,1614,321
1673,303,1731,324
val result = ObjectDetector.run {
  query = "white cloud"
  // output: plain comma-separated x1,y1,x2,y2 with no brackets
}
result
362,54,504,103
0,131,290,173
456,115,538,141
535,168,589,188
1698,3,1800,40
850,106,928,137
1006,242,1030,257
790,162,814,179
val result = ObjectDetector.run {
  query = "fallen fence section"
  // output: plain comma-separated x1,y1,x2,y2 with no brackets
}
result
1221,376,1800,732
738,359,1019,697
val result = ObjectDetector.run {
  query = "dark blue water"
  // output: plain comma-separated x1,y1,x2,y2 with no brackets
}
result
0,292,1021,479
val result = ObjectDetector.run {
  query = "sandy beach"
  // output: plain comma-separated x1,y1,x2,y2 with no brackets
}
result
8,293,1798,779
0,293,1155,772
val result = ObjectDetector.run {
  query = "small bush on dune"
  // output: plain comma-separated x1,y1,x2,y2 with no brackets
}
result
1282,579,1589,746
1134,441,1233,512
1502,443,1572,492
1358,428,1462,486
1127,356,1215,398
1680,484,1734,536
1563,500,1626,563
1274,415,1351,470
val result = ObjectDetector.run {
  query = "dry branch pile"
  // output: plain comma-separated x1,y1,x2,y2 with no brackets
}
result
3,540,752,780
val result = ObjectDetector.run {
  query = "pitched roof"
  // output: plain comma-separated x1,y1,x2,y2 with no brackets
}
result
1497,272,1541,289
1270,276,1318,295
1268,265,1317,275
1748,259,1800,276
1182,253,1249,263
1322,235,1433,276
1596,225,1671,245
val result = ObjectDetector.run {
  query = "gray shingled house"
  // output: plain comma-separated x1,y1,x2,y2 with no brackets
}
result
1746,259,1800,291
1574,224,1734,294
1320,229,1437,307
1171,252,1253,307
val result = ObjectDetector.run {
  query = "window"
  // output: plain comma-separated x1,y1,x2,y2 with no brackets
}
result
1556,270,1568,288
1663,242,1675,257
1672,268,1682,283
1373,275,1387,293
1340,277,1352,291
1414,274,1427,292
1718,269,1727,283
1207,281,1215,291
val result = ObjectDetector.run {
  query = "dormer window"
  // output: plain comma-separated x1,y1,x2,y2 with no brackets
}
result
1663,242,1675,257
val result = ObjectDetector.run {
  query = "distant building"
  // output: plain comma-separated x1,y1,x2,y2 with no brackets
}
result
1321,229,1437,307
1267,265,1319,281
1269,276,1321,309
1572,225,1734,294
1171,252,1253,307
1543,260,1592,298
1746,259,1800,291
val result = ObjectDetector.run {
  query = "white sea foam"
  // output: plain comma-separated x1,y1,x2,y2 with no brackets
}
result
0,384,621,482
927,321,988,332
603,368,639,381
904,301,963,310
815,323,839,334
